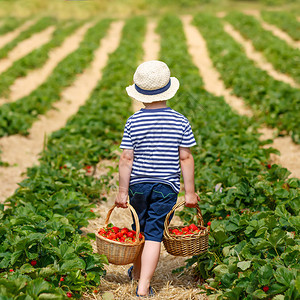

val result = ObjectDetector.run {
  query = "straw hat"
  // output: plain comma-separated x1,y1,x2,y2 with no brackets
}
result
126,60,180,103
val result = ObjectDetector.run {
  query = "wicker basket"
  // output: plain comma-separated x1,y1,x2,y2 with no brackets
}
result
162,200,209,256
96,204,145,265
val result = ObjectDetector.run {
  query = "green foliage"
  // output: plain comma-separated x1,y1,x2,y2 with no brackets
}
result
193,13,300,144
0,16,56,59
0,18,111,137
261,10,300,41
0,16,30,35
225,12,300,84
0,19,85,97
0,16,146,298
157,14,300,299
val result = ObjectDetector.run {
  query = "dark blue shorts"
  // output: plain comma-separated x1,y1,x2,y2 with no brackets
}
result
129,182,178,242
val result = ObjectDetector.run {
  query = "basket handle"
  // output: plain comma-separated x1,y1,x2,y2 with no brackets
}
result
104,203,141,244
163,200,204,239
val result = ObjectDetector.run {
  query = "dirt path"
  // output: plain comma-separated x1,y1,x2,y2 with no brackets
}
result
182,15,300,179
0,21,124,202
81,20,207,300
0,25,56,74
181,15,253,118
223,23,299,89
0,19,36,49
3,22,94,103
259,20,300,49
243,10,300,48
131,21,160,112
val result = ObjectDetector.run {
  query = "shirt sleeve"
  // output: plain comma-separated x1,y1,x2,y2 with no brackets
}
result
179,121,197,148
120,118,133,149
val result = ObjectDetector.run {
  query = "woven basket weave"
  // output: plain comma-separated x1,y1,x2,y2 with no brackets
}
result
96,204,145,265
162,200,209,256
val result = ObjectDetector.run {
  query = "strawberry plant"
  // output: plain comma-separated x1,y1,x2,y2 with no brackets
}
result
0,16,30,35
0,16,146,298
0,16,56,59
0,18,111,137
261,11,300,41
158,14,300,299
193,13,300,144
0,19,85,97
225,12,300,84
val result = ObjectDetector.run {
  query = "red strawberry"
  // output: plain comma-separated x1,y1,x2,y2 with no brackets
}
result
30,260,37,266
207,222,211,226
262,286,269,292
267,164,271,169
189,224,198,231
9,269,13,272
66,292,72,298
60,277,64,282
112,226,119,233
139,233,143,239
127,231,134,238
90,209,94,213
182,226,189,232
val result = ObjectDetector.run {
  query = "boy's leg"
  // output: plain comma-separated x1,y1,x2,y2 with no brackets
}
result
137,240,161,296
137,183,178,295
132,243,144,280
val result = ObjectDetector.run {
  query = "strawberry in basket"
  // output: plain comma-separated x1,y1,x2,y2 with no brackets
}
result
98,224,143,244
168,223,206,236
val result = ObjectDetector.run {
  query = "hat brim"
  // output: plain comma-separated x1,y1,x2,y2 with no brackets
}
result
126,77,180,103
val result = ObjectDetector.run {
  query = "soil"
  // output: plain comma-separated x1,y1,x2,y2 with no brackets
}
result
0,25,56,74
0,20,124,202
182,15,300,179
7,22,95,102
0,14,299,299
0,19,36,49
223,22,299,89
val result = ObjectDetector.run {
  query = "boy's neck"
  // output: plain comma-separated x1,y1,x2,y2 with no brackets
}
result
143,100,167,109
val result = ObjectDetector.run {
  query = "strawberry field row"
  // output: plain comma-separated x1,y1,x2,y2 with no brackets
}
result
158,14,299,299
0,16,146,298
0,18,111,138
225,12,300,84
0,16,29,35
193,13,300,144
0,16,56,59
0,19,85,98
261,11,300,41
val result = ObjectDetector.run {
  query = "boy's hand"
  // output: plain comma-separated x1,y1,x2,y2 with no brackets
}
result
115,191,128,208
185,192,200,208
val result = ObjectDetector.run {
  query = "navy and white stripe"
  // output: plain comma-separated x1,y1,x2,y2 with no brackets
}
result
120,107,196,193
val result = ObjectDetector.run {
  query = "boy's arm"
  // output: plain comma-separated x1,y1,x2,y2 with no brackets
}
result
115,149,134,208
179,147,200,207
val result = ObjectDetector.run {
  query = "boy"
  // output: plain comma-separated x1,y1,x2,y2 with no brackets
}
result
115,60,199,297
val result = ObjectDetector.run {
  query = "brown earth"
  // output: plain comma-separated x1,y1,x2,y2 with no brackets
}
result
0,25,56,74
182,15,300,179
0,20,124,202
6,22,95,103
81,19,207,300
223,22,299,89
0,19,36,49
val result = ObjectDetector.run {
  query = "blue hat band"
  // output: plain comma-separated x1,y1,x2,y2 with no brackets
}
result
135,79,171,95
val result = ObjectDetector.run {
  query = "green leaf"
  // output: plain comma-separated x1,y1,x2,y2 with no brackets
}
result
20,263,36,274
237,261,251,271
274,267,294,286
213,264,228,277
60,258,85,272
258,264,273,285
26,278,52,297
252,289,267,299
273,295,284,300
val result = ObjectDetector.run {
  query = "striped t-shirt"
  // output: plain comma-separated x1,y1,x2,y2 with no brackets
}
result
120,107,196,193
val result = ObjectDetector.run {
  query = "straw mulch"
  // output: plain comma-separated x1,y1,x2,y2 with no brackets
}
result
81,159,208,300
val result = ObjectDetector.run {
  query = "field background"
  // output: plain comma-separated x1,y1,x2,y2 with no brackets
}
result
0,0,299,299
